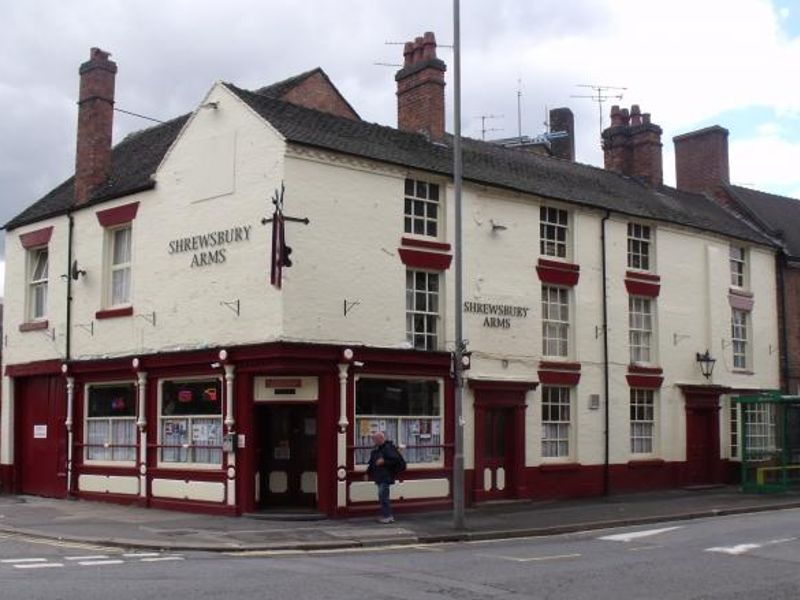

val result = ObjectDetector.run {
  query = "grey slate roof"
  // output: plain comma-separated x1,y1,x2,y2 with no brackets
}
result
228,83,773,247
4,75,775,250
725,184,800,258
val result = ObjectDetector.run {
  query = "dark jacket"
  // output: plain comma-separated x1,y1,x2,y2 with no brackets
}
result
367,441,401,485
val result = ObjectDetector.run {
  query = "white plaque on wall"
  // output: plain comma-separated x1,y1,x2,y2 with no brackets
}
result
33,425,47,439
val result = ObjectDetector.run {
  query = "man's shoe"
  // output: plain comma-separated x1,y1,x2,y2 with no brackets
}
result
378,516,395,524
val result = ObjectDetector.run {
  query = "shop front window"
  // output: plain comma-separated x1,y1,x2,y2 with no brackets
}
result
85,383,137,462
355,378,443,466
159,379,223,465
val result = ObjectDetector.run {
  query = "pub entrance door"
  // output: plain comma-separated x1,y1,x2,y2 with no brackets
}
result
255,404,317,508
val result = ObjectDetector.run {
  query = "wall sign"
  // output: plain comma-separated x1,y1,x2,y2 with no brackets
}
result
463,301,530,329
168,224,253,268
33,425,47,439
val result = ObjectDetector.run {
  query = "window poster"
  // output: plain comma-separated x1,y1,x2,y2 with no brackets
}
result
164,420,187,437
192,423,209,443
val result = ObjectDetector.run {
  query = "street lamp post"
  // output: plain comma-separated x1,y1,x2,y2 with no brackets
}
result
452,0,466,531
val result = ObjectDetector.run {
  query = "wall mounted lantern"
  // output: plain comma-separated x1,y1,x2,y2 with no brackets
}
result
696,350,716,380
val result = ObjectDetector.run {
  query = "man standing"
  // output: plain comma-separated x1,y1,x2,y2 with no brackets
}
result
367,431,402,523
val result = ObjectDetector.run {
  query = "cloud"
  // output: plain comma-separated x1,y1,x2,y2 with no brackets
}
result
1,0,799,264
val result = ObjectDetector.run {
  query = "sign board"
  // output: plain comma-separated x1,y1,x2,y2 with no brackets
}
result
254,376,319,402
33,425,47,439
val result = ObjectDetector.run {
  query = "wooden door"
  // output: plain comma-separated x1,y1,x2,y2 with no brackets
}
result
16,376,67,497
257,404,317,508
686,408,718,485
481,407,514,499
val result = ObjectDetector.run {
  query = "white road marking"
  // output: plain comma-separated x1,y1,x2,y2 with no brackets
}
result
14,563,64,569
139,556,184,563
65,555,109,561
78,559,125,566
480,552,581,563
598,526,683,542
123,553,160,558
705,537,797,555
628,545,662,552
1,558,48,563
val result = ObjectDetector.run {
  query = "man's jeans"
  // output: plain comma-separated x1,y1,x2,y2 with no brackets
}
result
377,482,392,518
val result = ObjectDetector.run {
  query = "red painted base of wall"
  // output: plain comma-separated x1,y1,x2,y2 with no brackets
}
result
75,491,143,507
149,498,238,517
0,465,14,494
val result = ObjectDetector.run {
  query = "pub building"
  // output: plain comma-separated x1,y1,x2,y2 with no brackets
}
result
1,37,780,516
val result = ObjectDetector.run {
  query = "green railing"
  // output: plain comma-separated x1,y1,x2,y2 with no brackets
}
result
734,392,800,493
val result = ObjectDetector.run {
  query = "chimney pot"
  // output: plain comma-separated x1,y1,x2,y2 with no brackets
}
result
422,31,437,60
621,108,630,125
413,37,424,63
403,42,414,67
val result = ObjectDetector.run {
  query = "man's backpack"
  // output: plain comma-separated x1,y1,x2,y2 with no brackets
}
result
393,448,407,475
385,441,407,475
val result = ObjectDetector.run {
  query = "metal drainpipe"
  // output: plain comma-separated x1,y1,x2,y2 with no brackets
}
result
777,252,790,393
64,213,75,497
601,211,611,496
65,213,74,362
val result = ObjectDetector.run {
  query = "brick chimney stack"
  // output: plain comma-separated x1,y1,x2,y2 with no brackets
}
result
75,47,117,205
673,126,730,193
549,107,575,161
602,104,663,186
395,32,446,140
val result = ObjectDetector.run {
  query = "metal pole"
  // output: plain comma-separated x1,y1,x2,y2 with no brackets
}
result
452,0,466,530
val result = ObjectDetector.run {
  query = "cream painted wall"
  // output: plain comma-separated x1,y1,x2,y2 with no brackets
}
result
2,89,781,472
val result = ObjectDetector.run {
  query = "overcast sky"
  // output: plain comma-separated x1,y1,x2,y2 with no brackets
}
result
2,0,799,291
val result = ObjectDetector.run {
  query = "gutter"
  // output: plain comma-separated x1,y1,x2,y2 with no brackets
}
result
777,251,790,393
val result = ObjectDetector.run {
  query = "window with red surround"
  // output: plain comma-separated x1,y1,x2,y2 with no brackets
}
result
19,226,54,249
538,362,581,386
398,247,452,270
624,271,661,297
96,202,139,227
536,258,580,287
400,236,451,252
19,320,49,333
96,306,134,320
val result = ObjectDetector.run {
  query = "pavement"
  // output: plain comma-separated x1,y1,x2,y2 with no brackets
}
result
0,487,799,553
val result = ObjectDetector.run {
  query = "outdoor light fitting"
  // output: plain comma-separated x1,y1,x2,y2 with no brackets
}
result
696,350,716,380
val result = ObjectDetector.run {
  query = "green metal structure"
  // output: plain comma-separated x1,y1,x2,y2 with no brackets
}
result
733,391,800,493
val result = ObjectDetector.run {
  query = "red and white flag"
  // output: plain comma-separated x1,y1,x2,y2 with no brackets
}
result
270,209,286,289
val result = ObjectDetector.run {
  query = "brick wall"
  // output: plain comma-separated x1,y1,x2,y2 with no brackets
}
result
281,72,359,120
75,48,117,205
674,126,730,194
395,32,446,140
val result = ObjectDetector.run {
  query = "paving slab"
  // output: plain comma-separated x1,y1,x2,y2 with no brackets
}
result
0,487,798,552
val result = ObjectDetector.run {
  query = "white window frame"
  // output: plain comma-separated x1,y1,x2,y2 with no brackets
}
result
106,224,132,308
404,178,440,238
629,296,654,364
729,399,740,460
353,375,445,470
729,401,778,461
83,381,138,466
540,206,570,260
406,269,440,351
731,308,749,370
630,388,657,456
627,222,652,271
541,386,572,461
541,285,570,358
157,376,224,470
729,245,747,289
27,246,49,321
